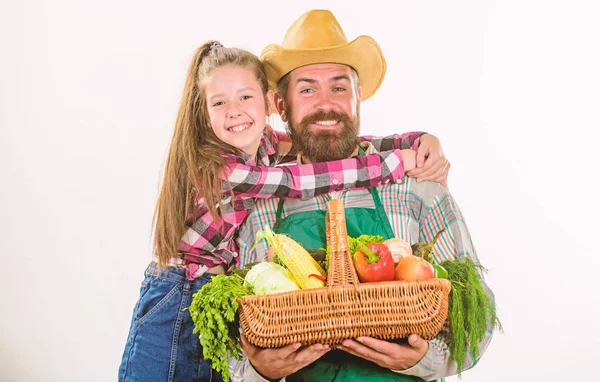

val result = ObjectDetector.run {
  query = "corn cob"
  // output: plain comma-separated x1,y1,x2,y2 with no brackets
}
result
253,227,325,289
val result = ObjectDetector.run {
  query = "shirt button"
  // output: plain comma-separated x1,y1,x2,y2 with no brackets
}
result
333,178,339,185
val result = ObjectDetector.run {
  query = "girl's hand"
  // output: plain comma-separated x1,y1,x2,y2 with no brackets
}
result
400,149,417,173
406,134,450,188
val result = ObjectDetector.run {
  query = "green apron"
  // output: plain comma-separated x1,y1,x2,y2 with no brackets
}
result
273,175,427,382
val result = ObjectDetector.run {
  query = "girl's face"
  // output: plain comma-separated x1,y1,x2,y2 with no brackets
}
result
204,64,267,156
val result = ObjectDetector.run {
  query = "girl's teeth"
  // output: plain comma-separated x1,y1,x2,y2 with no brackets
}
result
229,123,250,132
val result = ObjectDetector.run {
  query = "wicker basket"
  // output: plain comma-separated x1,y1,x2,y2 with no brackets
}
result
238,199,451,347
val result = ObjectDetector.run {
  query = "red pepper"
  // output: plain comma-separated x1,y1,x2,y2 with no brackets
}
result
354,243,396,282
309,274,327,281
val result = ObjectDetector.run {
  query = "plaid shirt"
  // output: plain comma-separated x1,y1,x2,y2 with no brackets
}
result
229,142,495,382
173,129,425,279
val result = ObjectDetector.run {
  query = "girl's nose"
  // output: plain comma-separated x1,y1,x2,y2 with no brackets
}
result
226,103,242,118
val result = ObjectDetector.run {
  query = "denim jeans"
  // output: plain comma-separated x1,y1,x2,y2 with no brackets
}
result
119,262,224,382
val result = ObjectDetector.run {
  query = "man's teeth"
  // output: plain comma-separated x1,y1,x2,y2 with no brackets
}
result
315,120,338,126
228,123,251,132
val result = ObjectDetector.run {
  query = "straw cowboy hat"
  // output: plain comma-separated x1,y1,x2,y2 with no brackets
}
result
260,9,387,101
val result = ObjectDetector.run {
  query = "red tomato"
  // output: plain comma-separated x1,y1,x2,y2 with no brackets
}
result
395,255,434,281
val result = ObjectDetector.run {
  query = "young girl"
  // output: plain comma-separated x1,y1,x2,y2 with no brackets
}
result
118,41,449,382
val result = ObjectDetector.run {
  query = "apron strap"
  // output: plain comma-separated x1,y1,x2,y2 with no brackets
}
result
273,198,286,234
358,147,396,240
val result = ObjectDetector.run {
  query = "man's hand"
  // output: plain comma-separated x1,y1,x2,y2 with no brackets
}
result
407,134,450,188
336,334,429,371
241,335,330,380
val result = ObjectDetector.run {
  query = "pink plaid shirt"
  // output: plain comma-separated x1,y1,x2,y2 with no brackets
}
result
173,128,424,279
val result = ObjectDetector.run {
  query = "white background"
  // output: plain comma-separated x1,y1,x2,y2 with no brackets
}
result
1,1,599,381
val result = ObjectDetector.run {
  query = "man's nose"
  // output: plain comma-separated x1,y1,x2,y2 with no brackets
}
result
315,91,335,111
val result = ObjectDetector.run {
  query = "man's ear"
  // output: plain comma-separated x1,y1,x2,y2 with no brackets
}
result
273,92,288,122
266,90,276,115
357,86,363,102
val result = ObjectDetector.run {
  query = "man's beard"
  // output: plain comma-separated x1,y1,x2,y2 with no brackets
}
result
286,108,360,163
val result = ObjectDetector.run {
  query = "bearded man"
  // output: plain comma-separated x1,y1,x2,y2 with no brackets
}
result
229,10,495,382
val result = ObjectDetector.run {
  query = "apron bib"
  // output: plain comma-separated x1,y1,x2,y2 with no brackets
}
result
273,176,427,382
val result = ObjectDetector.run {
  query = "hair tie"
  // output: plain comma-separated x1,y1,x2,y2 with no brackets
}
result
209,41,223,51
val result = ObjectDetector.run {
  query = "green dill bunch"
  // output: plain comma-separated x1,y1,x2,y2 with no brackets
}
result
442,258,502,373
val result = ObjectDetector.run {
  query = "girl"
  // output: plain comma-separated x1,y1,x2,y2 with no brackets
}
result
119,41,448,382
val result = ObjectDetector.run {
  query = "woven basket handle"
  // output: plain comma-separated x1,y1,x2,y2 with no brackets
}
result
326,199,360,286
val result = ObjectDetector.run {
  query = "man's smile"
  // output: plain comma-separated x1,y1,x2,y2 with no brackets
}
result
308,120,341,130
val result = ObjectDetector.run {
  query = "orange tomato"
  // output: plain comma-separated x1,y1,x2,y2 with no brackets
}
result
395,255,434,281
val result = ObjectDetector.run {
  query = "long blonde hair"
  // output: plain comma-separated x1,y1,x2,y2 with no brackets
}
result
153,41,269,267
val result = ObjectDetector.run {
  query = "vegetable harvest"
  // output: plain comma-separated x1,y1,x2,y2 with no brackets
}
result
189,227,501,379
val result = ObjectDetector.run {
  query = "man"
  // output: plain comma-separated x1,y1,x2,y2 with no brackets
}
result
229,10,495,382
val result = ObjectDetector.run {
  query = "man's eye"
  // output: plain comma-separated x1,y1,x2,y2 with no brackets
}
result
333,87,346,92
300,88,314,94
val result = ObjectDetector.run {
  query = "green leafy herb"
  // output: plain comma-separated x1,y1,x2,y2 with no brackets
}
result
442,258,502,373
318,235,383,271
348,235,384,258
188,274,253,381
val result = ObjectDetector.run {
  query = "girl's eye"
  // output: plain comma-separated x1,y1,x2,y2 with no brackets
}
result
241,95,253,100
212,101,225,107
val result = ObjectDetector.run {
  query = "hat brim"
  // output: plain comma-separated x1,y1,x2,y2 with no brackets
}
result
260,35,386,103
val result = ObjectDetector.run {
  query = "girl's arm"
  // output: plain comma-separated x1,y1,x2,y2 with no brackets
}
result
222,149,415,200
179,150,414,261
361,132,425,151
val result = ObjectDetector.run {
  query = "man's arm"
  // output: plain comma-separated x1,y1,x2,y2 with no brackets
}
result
337,181,495,380
394,181,496,380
